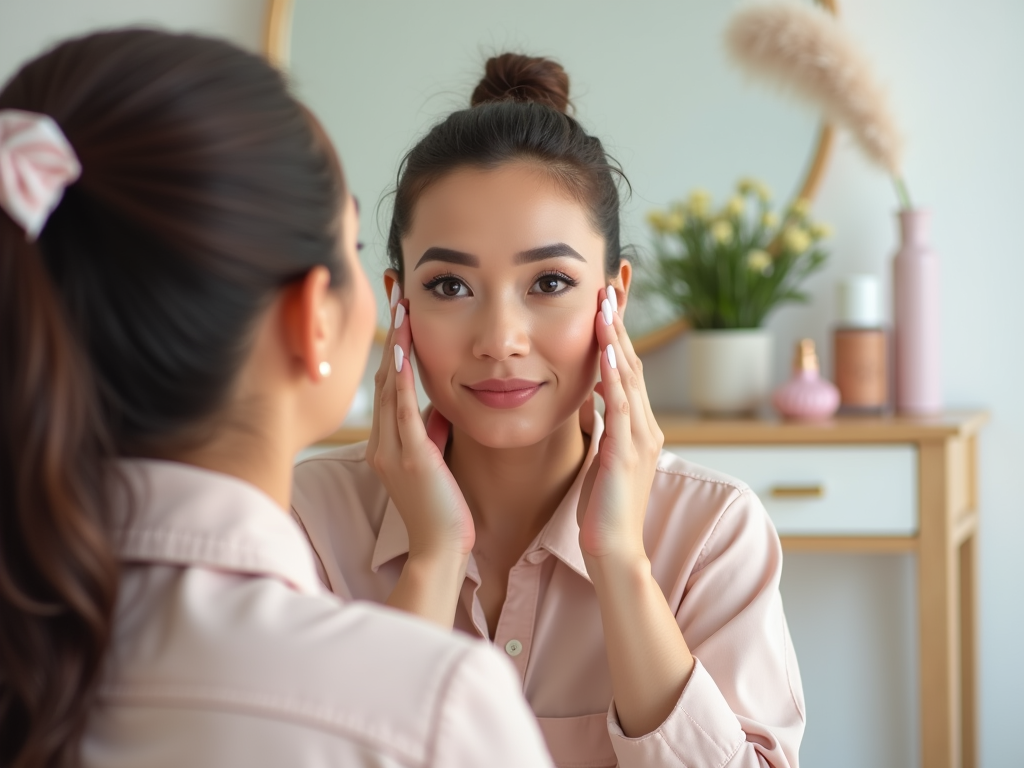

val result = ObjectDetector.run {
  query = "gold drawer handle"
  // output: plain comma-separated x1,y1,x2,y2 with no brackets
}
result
770,484,824,499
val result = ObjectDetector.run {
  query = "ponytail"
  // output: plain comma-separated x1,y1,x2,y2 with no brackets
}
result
0,29,348,766
0,215,120,767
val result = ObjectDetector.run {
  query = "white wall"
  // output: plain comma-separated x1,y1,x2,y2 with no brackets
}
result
1,1,1019,766
0,0,264,80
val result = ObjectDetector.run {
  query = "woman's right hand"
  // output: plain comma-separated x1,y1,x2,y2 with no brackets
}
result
367,284,475,626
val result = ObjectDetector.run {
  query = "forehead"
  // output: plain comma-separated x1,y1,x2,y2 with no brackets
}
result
403,162,604,266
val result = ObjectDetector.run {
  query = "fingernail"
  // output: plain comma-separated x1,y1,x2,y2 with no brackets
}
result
601,298,613,326
394,302,406,329
394,345,404,373
390,283,402,309
606,344,617,369
607,286,618,313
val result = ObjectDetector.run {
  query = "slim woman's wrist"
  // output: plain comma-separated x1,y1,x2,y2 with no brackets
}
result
585,547,652,588
405,547,470,572
386,549,468,628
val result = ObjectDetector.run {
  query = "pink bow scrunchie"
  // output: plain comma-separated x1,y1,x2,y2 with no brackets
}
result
0,109,81,241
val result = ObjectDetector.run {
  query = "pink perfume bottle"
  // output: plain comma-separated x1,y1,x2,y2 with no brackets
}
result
773,339,840,421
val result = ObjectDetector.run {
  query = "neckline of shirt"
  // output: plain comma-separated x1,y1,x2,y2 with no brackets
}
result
370,408,606,583
112,458,324,595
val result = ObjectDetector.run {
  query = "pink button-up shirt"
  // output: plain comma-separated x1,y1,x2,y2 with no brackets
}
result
82,459,553,767
292,414,806,768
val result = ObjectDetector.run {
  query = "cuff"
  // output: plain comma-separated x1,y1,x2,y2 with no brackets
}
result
607,659,745,768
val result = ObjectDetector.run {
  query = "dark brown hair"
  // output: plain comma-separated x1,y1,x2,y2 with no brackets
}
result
0,29,345,767
388,52,627,278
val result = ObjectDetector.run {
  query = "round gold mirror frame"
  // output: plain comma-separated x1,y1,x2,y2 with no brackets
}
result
262,0,837,353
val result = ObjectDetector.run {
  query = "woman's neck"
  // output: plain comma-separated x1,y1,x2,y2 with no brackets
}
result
447,413,589,547
161,408,297,511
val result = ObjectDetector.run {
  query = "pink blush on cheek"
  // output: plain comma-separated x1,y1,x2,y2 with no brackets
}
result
406,311,460,406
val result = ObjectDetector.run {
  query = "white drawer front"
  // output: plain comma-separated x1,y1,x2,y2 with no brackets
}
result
666,444,918,536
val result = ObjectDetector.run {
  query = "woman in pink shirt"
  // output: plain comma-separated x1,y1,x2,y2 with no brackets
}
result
292,54,806,767
0,32,552,768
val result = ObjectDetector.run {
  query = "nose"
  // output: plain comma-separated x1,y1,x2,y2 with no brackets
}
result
472,292,531,361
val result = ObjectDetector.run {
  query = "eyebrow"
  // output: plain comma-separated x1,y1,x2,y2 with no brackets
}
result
414,242,585,269
515,243,586,264
415,247,480,269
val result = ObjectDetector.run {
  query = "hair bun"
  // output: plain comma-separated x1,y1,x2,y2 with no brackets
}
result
470,53,570,113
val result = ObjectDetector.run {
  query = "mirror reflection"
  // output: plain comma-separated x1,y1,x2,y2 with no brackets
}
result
287,0,822,337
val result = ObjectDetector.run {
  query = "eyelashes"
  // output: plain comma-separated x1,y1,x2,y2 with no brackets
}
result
532,271,579,294
423,272,470,299
421,271,580,300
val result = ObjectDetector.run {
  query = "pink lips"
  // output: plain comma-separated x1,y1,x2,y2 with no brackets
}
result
464,378,544,409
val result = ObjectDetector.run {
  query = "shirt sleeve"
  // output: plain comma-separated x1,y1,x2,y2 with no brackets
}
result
432,643,554,768
606,488,805,768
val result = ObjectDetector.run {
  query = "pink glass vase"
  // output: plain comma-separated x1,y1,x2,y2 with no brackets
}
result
893,209,942,414
773,339,840,421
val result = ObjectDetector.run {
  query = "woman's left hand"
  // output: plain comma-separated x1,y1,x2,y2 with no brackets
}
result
577,286,665,563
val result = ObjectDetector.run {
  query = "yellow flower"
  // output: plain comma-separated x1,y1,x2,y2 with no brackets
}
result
647,210,670,234
738,177,772,201
665,211,686,232
724,196,745,217
809,222,833,240
782,226,812,253
747,249,772,274
688,189,712,217
711,220,733,244
761,212,779,229
789,197,811,218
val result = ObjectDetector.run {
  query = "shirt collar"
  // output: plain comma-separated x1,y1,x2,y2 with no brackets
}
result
113,459,324,595
370,408,604,584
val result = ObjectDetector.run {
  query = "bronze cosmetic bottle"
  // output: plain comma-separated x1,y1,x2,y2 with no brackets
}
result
833,275,889,413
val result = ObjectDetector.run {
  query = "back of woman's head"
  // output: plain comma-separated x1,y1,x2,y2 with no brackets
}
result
388,52,627,278
0,29,346,767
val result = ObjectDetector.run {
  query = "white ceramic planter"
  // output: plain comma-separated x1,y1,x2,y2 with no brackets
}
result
687,329,772,415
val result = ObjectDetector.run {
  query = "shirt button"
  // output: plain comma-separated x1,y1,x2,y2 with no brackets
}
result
504,639,523,657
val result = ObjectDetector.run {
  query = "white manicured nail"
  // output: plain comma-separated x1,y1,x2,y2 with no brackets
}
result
394,303,405,329
394,345,404,373
606,344,617,369
607,285,618,313
601,298,613,326
390,283,402,309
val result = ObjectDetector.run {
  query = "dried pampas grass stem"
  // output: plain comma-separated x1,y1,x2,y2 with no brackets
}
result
726,2,910,207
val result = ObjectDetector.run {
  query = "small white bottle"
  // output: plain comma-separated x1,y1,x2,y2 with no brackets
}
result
833,275,889,414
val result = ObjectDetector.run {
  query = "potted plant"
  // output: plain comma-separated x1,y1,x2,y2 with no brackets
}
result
644,178,830,414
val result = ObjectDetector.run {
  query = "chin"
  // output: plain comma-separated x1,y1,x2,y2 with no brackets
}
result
455,410,559,449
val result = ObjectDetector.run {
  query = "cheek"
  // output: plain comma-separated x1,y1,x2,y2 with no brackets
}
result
408,311,460,384
534,307,599,374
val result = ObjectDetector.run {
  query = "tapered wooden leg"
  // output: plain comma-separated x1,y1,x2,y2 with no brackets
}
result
918,440,960,768
959,531,978,768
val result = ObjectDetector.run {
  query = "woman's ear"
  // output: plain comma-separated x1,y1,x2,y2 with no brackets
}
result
281,265,335,382
383,269,401,306
610,259,632,315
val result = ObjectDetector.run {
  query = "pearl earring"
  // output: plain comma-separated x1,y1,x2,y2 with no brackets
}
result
318,361,332,378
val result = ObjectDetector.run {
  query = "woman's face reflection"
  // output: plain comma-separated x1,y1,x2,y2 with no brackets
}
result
400,162,607,447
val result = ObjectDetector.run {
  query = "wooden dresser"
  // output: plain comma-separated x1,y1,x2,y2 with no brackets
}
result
322,410,988,768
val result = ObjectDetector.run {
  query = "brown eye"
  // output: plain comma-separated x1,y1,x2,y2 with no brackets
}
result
530,274,573,295
428,277,470,298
